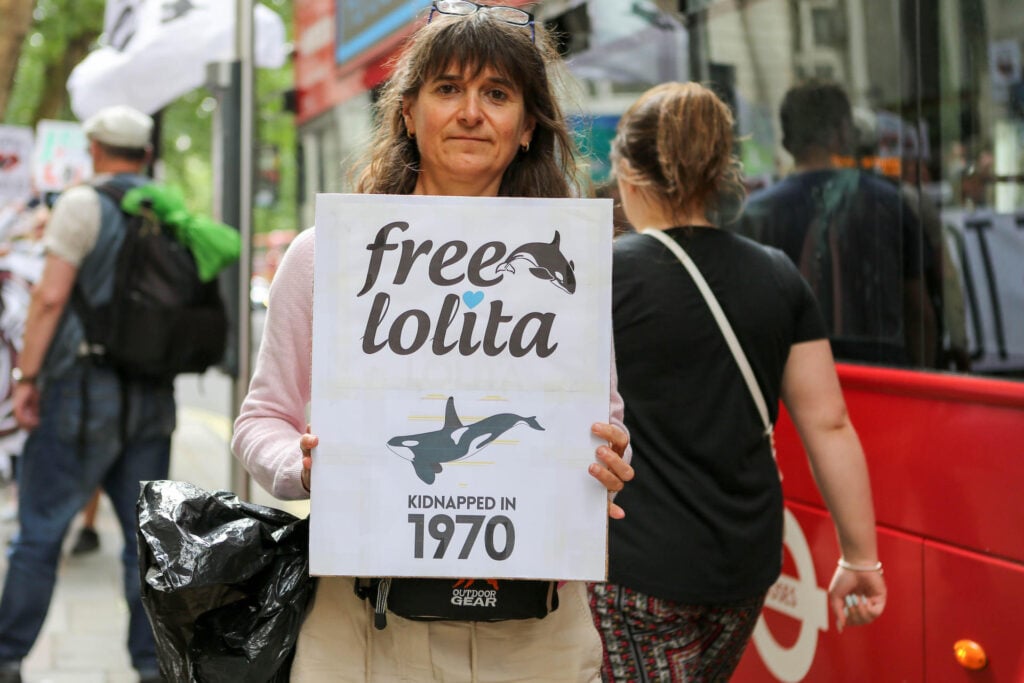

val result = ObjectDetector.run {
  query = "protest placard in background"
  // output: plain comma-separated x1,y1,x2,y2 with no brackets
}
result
310,194,612,581
0,126,34,204
32,120,92,193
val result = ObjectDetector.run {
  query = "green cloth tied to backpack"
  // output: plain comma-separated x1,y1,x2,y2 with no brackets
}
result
121,184,241,282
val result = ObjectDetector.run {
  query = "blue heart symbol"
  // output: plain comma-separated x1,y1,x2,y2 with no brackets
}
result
462,291,484,309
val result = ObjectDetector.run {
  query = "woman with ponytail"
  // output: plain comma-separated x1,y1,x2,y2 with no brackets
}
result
589,82,886,681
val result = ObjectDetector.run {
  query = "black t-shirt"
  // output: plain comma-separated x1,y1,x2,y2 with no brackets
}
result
609,227,826,604
738,169,924,365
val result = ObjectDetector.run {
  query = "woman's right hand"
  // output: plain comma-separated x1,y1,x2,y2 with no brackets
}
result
300,424,318,492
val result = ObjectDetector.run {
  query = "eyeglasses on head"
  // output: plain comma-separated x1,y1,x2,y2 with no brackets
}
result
428,1,536,43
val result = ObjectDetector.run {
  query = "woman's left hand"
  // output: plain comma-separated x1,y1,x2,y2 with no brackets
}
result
828,565,887,632
589,422,633,519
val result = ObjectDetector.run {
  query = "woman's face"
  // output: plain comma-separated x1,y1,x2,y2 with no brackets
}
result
403,64,535,197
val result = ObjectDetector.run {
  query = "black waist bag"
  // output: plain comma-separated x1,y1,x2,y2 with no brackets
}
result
355,577,559,629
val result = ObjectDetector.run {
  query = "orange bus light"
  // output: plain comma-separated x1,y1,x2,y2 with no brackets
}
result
953,639,988,670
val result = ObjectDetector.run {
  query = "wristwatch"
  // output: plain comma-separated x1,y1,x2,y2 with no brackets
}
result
10,367,37,385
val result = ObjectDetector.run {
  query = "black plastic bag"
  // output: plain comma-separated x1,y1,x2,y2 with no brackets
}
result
137,480,316,683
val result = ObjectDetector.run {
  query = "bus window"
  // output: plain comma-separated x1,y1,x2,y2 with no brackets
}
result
671,0,1024,379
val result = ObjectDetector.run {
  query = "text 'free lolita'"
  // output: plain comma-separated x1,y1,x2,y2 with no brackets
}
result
357,221,578,358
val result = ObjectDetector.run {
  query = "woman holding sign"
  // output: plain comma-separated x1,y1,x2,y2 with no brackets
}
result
232,4,632,681
589,82,886,681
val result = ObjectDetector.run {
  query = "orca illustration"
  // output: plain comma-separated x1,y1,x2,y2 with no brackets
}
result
387,397,544,484
496,231,576,294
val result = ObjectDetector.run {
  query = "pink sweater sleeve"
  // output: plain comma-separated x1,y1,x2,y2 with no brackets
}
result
609,345,631,466
231,228,315,500
231,226,630,501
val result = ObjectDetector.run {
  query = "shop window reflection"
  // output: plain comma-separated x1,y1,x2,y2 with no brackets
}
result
675,0,1024,377
737,80,939,368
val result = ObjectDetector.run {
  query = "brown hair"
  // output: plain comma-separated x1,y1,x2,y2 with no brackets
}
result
610,81,744,223
354,11,581,198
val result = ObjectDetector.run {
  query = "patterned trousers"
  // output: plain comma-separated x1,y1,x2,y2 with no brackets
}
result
588,582,765,683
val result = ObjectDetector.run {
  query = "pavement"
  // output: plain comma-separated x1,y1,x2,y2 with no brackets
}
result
0,373,309,683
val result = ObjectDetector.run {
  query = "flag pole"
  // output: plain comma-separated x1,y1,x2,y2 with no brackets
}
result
230,0,255,500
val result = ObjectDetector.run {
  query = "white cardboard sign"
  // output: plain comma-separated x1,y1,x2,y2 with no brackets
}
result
310,194,612,581
32,120,92,192
0,125,34,203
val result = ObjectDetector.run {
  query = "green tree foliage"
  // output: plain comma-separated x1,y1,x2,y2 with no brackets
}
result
161,0,297,236
0,0,35,119
3,0,296,238
5,0,106,123
254,52,299,237
159,91,217,218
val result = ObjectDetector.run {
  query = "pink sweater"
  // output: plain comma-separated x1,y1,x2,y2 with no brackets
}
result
231,227,630,501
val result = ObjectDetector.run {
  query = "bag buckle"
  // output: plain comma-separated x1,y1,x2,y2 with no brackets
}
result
374,578,391,630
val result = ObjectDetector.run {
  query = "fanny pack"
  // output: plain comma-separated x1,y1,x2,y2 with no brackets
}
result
354,577,559,629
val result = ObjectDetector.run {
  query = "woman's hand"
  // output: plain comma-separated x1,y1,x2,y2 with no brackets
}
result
589,422,633,519
828,564,887,632
300,424,318,493
300,422,633,510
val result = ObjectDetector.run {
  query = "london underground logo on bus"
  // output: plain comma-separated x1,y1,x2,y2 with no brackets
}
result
751,508,829,682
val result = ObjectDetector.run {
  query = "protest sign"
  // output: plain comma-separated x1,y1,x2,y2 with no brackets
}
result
32,120,91,193
0,126,34,204
309,194,612,581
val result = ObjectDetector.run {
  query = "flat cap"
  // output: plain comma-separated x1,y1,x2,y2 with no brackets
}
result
82,105,153,149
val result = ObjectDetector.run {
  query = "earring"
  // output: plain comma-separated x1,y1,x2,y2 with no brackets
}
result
407,130,416,140
520,141,530,153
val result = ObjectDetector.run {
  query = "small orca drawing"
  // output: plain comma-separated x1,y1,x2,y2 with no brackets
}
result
496,231,576,294
386,397,545,484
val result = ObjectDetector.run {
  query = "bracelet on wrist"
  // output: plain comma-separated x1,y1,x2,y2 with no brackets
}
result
11,367,37,385
838,558,883,573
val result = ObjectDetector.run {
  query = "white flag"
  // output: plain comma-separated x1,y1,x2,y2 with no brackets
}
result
102,0,145,51
68,0,288,120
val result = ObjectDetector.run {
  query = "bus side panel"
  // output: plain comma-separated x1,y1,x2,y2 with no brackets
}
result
734,502,923,682
924,541,1024,682
774,364,1024,565
753,365,1024,681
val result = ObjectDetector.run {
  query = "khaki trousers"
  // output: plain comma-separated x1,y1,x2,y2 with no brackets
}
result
290,577,602,682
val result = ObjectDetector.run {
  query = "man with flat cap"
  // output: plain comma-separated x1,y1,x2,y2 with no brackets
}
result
0,105,171,683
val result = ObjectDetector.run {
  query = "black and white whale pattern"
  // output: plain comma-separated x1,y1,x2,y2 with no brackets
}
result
496,231,577,294
386,397,544,484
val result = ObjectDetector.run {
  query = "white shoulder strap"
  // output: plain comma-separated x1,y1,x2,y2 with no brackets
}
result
642,229,773,438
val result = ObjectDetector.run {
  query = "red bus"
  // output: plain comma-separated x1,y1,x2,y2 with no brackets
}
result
735,365,1024,681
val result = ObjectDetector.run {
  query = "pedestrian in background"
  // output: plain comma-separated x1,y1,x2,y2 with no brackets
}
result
69,489,102,555
589,82,886,681
0,193,47,500
0,105,172,683
0,191,105,554
738,80,937,367
232,5,633,681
